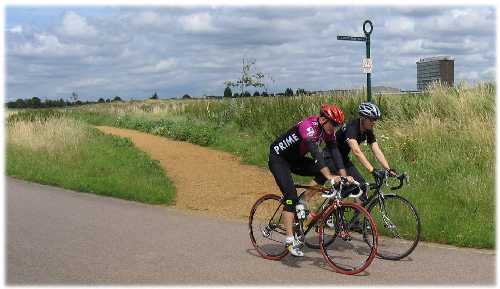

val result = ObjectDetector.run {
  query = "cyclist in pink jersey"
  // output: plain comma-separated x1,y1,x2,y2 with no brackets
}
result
268,104,354,257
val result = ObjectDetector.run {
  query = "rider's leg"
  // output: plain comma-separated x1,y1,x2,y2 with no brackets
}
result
268,155,309,257
268,154,299,238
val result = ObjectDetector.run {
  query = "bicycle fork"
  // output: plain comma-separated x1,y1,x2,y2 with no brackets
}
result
377,196,401,238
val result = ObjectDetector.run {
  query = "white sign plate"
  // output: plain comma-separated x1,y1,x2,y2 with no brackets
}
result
362,58,372,73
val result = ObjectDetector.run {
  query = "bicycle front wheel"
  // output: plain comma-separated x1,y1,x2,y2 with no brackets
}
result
319,202,378,275
249,194,288,260
367,194,421,260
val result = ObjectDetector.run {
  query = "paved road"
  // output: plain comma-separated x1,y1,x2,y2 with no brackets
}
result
6,177,495,285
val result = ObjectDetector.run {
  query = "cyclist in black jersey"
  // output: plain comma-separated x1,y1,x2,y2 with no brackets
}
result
325,102,397,202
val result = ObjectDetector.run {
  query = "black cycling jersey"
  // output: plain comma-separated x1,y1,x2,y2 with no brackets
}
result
335,118,376,160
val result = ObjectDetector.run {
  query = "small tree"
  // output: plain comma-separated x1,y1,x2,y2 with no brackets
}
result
253,91,260,97
224,86,232,98
150,91,158,100
98,98,105,103
71,91,79,102
243,91,251,97
112,96,122,102
224,58,266,96
182,94,191,99
262,91,269,97
285,88,294,97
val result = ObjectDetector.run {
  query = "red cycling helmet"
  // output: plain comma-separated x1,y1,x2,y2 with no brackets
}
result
320,104,345,126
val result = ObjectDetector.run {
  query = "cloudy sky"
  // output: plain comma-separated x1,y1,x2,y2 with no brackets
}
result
4,4,496,101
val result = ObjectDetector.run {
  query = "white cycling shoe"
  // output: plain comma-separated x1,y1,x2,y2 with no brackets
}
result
285,238,304,257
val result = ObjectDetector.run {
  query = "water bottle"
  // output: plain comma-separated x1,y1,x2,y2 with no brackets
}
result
296,200,308,220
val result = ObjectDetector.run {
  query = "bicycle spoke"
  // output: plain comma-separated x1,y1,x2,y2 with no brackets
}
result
368,194,421,260
319,203,378,275
249,195,289,260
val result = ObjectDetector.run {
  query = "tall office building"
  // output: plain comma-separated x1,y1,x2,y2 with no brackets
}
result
416,56,454,91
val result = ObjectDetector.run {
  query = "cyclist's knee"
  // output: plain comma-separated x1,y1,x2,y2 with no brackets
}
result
283,198,297,212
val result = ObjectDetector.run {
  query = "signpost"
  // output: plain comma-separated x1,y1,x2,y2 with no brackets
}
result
337,20,373,102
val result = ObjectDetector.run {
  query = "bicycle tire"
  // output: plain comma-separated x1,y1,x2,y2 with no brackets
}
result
319,202,378,275
367,194,421,260
249,194,289,260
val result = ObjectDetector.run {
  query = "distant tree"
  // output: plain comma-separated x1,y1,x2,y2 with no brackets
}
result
112,96,122,102
98,98,105,103
105,99,111,103
253,91,260,97
224,86,232,98
29,97,42,108
296,88,306,95
243,91,251,97
232,93,239,98
284,88,294,97
182,94,191,99
261,91,269,97
15,98,27,108
71,91,79,102
151,92,158,100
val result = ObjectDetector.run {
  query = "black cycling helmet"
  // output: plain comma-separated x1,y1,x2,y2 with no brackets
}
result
358,102,381,120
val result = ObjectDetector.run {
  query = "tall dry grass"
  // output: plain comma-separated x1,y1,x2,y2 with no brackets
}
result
75,99,188,117
7,117,88,153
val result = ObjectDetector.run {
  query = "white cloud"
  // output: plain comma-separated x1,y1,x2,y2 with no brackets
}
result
179,13,217,32
13,32,86,57
71,77,112,87
131,11,163,27
384,17,415,34
59,11,98,38
135,59,177,73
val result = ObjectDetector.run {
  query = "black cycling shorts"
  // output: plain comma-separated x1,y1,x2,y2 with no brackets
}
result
268,152,323,212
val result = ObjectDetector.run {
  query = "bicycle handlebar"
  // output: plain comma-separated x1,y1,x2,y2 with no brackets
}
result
390,173,408,190
321,178,364,199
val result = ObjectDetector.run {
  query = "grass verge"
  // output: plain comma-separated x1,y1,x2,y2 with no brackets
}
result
6,114,175,204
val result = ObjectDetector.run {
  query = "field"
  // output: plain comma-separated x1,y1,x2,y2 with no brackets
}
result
5,82,495,248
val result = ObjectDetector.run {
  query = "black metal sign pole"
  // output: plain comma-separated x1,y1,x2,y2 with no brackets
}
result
364,20,373,102
337,20,373,102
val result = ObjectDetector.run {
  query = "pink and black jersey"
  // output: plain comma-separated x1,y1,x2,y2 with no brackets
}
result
270,115,340,169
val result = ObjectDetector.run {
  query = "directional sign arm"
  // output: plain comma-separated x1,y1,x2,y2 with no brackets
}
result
337,36,367,42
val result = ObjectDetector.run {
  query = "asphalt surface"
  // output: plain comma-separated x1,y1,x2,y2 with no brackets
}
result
6,177,496,285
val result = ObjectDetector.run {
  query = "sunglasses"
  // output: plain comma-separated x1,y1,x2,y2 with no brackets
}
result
328,119,341,128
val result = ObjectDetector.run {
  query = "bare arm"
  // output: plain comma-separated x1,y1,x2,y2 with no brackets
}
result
347,139,374,173
370,142,390,170
319,166,341,183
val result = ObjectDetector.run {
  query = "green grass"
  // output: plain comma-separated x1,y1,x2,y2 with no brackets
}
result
6,116,175,204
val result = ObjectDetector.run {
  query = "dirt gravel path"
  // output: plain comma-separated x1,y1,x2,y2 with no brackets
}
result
96,126,279,220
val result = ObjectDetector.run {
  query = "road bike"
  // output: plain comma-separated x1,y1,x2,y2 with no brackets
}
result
249,178,379,275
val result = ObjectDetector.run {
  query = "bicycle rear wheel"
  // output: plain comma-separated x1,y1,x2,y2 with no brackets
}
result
319,202,378,275
249,194,288,260
367,194,421,260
